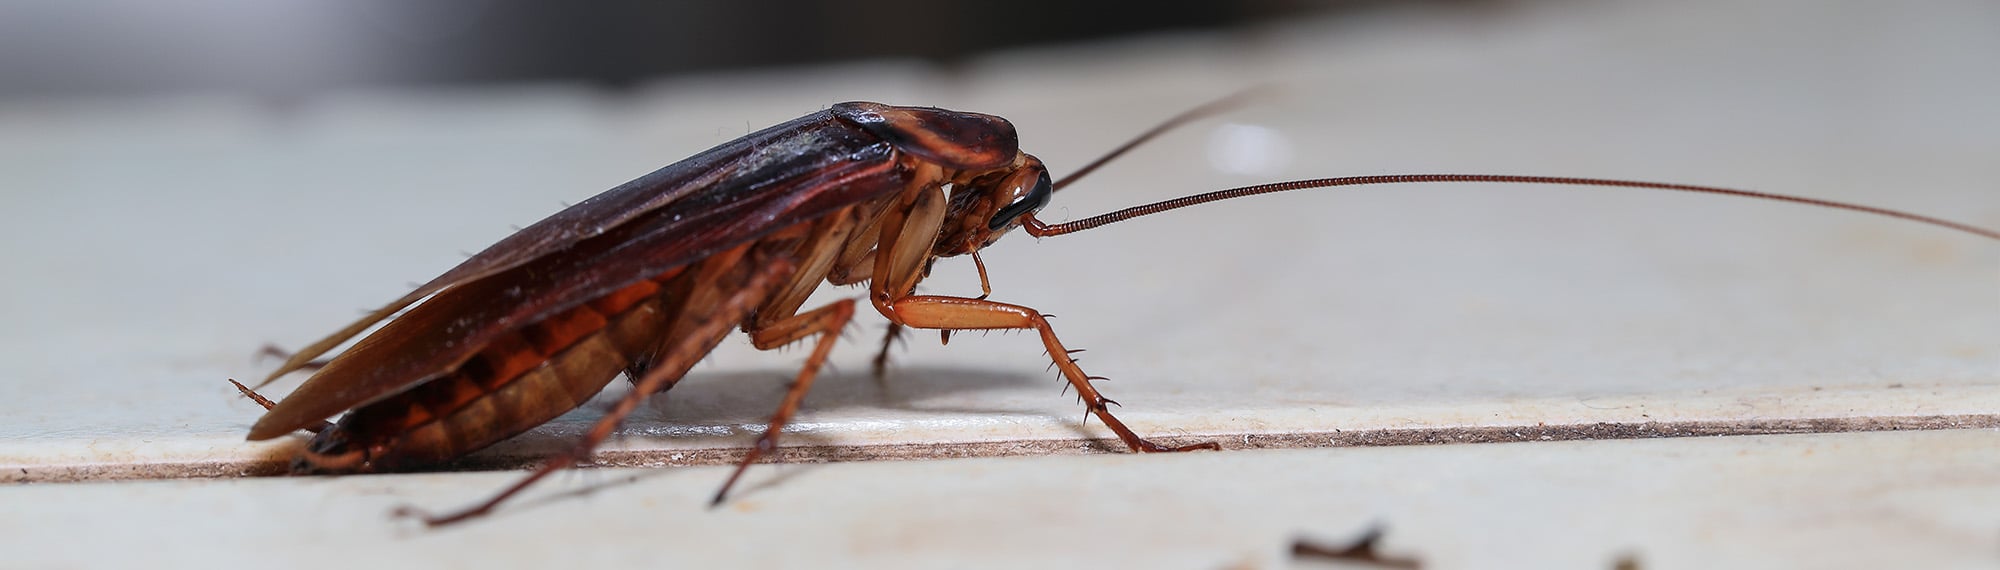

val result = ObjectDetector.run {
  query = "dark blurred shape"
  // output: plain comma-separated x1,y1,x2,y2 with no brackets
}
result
0,0,1406,99
1292,526,1423,569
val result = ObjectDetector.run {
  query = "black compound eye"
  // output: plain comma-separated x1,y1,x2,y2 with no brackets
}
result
987,171,1053,231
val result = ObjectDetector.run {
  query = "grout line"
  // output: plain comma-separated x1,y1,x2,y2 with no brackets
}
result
8,413,1994,484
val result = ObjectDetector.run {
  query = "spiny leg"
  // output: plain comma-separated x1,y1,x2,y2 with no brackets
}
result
227,379,280,411
712,298,857,506
399,258,791,527
256,344,329,372
225,379,330,434
885,295,1218,453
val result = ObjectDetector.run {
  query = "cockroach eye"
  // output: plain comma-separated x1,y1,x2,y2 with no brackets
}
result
988,170,1053,230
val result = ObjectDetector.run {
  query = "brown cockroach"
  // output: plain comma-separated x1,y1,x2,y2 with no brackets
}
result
234,95,2000,526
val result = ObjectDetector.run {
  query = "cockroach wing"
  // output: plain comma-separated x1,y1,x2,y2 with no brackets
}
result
260,109,854,384
250,110,912,438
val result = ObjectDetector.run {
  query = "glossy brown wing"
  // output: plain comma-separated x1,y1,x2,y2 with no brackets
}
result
262,109,852,383
250,114,912,438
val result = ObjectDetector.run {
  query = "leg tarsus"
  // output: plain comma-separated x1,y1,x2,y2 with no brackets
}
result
870,322,905,380
884,295,1224,455
227,379,279,411
394,449,585,527
257,344,329,371
709,436,774,508
226,379,330,434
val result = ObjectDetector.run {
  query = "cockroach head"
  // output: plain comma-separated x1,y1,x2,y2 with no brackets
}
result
938,155,1052,256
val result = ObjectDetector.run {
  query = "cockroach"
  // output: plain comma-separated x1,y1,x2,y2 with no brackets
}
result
234,94,2000,526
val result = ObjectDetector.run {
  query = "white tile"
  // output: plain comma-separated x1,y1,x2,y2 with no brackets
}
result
5,430,1999,569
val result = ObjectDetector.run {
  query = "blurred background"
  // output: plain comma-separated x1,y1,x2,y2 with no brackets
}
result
3,0,1399,99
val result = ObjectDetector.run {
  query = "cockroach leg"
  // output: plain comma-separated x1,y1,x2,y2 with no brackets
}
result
886,295,1219,453
227,379,331,434
710,298,857,506
227,379,280,411
402,257,793,527
871,322,906,379
256,344,329,371
968,251,992,300
826,250,876,286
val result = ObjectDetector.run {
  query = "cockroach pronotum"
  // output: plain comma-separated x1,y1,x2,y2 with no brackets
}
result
233,94,2000,526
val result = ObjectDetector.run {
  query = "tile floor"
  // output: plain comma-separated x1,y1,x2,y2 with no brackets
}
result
2,1,1996,568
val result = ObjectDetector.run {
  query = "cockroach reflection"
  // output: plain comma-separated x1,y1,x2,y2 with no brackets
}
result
234,94,2000,526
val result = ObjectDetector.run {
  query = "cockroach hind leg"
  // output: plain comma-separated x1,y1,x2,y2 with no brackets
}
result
393,492,520,528
226,379,279,411
400,445,596,527
255,344,330,371
713,299,856,507
407,254,797,527
225,379,330,434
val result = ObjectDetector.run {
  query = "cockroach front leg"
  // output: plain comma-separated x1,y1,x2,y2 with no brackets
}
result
884,295,1219,453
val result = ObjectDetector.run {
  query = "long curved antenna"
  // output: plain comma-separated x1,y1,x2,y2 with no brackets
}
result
1052,88,1269,192
1023,174,2000,241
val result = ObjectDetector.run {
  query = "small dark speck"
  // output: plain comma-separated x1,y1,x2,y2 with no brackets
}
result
1888,383,1905,389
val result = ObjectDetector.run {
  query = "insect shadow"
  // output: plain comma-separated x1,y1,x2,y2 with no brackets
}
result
645,363,1060,424
326,363,1072,510
371,363,1068,472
